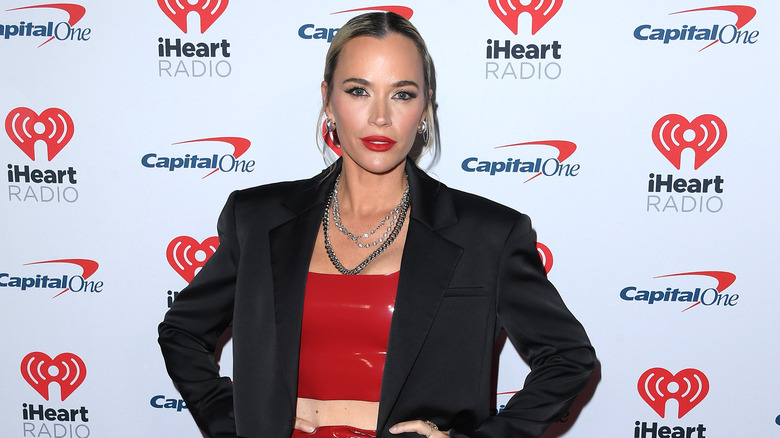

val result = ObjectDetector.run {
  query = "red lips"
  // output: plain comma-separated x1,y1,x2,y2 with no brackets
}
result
360,136,397,152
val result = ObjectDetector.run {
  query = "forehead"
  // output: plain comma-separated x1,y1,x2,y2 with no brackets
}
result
335,33,424,81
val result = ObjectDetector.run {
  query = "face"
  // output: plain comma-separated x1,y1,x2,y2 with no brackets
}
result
322,33,428,176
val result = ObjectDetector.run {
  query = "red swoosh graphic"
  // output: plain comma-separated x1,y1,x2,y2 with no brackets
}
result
494,140,577,183
172,137,251,158
653,271,736,312
332,6,414,20
653,271,736,292
172,137,252,178
671,5,757,51
671,5,756,29
23,259,99,298
7,3,87,47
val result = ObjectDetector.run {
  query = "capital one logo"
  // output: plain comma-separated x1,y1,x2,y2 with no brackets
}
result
536,242,553,274
158,0,228,33
489,0,562,35
5,3,87,47
141,137,253,178
462,140,579,182
167,236,219,282
652,114,726,170
25,258,100,298
498,140,576,182
672,6,756,49
5,107,74,161
620,271,737,311
638,368,709,418
21,352,86,401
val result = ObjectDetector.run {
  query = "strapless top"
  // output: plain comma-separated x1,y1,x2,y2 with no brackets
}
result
296,271,399,401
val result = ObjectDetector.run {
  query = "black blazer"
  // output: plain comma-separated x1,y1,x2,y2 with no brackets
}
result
159,159,595,438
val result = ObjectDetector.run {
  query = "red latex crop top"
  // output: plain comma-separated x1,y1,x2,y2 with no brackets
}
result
297,271,399,402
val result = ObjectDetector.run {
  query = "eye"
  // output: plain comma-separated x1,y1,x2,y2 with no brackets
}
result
346,87,368,97
394,90,417,101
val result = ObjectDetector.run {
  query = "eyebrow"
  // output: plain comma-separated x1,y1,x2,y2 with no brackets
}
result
342,78,420,88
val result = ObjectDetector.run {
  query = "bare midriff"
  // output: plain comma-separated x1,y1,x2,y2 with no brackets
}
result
296,398,380,430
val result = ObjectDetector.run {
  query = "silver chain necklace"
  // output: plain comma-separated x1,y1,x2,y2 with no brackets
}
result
323,173,410,275
332,173,409,248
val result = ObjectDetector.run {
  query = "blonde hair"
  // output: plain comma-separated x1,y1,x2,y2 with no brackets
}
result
316,12,439,164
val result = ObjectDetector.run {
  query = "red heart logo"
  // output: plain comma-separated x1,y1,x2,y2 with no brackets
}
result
536,242,553,274
638,368,709,419
652,114,727,170
158,0,229,33
5,107,74,161
21,352,87,401
489,0,563,35
167,236,219,282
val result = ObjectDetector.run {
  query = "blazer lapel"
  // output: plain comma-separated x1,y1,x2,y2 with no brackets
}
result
377,161,464,433
269,164,338,405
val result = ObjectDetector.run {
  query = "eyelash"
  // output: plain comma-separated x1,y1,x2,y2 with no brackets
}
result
345,87,417,100
346,87,368,97
395,90,417,100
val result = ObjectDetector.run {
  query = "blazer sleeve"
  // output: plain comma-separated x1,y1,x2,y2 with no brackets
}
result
158,191,241,438
451,214,596,438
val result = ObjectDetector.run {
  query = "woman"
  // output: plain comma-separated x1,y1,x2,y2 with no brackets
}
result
159,12,595,438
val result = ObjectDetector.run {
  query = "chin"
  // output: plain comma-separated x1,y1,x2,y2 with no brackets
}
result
359,160,406,176
343,150,409,176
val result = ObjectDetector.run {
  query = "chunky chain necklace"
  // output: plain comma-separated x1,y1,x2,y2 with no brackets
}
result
332,173,409,248
323,173,410,275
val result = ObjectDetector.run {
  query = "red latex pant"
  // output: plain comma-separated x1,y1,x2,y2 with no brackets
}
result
291,425,376,438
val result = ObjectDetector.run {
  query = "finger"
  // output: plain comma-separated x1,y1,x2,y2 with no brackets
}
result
294,417,316,433
389,420,442,436
389,419,422,433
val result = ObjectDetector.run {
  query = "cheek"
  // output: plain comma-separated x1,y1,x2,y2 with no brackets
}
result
331,98,363,128
397,106,425,131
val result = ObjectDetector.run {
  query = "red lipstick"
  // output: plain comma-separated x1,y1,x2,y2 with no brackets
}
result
360,136,397,152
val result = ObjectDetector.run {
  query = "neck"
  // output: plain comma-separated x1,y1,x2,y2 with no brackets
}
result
338,159,408,216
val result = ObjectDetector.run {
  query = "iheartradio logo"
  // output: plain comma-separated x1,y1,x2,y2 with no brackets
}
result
652,114,726,170
489,0,563,35
21,352,86,401
536,242,553,274
5,107,74,161
158,0,228,33
167,236,219,282
638,368,709,419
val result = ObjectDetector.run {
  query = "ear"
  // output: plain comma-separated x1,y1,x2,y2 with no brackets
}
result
420,88,433,124
321,80,332,119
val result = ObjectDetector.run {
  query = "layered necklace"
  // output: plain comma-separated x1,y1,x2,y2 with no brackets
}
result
323,173,410,275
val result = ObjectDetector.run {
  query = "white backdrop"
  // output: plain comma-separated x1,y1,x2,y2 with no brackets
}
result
2,1,779,437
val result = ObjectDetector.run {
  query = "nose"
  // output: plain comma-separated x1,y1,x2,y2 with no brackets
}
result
369,99,391,127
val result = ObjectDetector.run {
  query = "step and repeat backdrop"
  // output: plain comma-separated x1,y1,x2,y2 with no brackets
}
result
2,1,778,437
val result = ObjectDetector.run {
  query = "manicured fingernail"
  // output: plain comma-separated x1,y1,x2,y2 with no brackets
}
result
389,425,398,433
